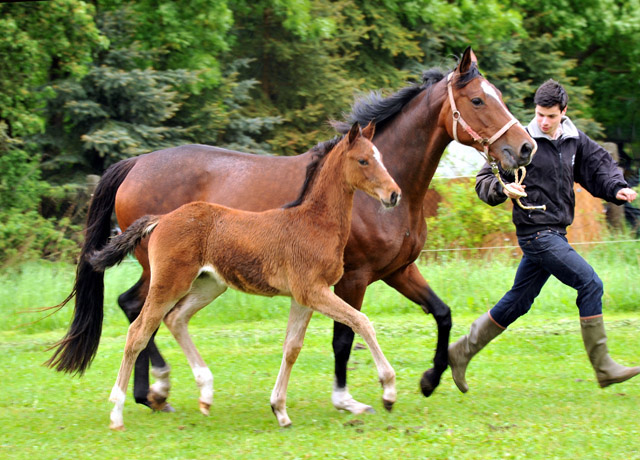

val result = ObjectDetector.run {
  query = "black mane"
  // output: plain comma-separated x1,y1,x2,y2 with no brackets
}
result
282,136,343,209
333,60,481,135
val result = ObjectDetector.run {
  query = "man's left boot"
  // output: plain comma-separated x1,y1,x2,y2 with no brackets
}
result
580,316,640,388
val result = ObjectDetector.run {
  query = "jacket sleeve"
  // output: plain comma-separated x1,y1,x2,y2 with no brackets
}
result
475,162,509,206
574,132,628,205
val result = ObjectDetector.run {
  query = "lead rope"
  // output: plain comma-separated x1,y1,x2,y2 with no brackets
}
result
446,73,546,212
490,162,546,212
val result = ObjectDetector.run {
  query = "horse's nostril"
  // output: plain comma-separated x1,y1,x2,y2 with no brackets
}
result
521,142,532,158
390,191,398,206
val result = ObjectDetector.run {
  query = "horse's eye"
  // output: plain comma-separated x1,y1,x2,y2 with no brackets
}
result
358,159,369,166
471,98,484,106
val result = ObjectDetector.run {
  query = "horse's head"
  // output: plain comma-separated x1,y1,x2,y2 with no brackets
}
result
344,122,401,208
443,47,536,171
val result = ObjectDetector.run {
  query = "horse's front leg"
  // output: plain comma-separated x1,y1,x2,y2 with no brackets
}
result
305,288,396,412
384,262,452,397
270,300,313,427
332,277,375,414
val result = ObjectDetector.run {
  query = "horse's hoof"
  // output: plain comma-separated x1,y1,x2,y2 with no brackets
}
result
382,399,394,412
148,392,170,411
199,401,211,416
420,368,440,397
160,402,175,413
364,406,376,414
110,423,125,431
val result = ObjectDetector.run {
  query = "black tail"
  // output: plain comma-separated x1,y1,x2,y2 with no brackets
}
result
89,215,159,271
45,157,138,375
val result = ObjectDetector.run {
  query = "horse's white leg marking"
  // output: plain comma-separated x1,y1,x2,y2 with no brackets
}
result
148,364,172,410
164,267,227,416
270,299,313,427
307,288,396,410
331,380,375,415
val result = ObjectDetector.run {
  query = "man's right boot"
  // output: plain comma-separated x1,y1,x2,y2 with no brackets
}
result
448,312,504,393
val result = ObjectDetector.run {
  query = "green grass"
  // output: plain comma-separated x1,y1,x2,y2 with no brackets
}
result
1,245,639,459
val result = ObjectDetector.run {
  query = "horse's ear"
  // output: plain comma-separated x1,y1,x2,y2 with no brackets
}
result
362,120,376,140
456,46,476,74
347,122,360,144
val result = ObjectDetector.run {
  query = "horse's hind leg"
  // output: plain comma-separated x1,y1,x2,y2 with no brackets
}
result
332,277,374,414
270,300,313,427
384,263,452,397
304,288,396,411
119,272,173,411
163,274,227,416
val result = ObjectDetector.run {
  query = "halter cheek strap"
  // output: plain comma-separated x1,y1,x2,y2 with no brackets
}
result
447,73,545,212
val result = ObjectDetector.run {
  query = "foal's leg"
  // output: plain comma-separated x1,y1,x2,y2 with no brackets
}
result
332,276,375,414
270,299,313,427
304,287,396,410
119,269,173,411
163,275,227,416
384,263,452,397
110,297,177,430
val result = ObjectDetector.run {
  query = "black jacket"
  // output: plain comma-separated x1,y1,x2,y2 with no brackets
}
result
476,116,628,236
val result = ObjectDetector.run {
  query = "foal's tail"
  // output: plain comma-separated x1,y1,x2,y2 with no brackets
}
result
89,215,159,271
45,157,138,375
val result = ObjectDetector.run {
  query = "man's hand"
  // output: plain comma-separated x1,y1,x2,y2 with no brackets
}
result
616,187,637,202
503,182,526,199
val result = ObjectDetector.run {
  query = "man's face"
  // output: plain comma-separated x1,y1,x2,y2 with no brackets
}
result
535,104,566,139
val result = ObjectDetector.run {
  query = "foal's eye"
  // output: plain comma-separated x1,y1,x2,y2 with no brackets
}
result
471,97,484,107
358,159,369,166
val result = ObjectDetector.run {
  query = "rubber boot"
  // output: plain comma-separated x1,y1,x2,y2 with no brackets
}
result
580,316,640,388
448,312,504,393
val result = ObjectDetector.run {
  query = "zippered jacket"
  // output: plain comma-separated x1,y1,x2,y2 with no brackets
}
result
475,116,628,236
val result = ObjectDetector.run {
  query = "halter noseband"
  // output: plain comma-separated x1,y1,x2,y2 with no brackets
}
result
447,73,545,212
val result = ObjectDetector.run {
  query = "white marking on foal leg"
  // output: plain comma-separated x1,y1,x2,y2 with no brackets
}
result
109,385,126,431
193,365,214,416
331,380,375,415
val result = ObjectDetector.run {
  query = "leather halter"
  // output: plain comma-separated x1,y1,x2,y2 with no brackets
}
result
446,73,545,211
447,72,518,162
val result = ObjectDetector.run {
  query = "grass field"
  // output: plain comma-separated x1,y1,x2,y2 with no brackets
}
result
1,244,639,459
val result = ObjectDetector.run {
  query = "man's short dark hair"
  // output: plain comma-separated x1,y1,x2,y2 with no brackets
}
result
534,79,568,110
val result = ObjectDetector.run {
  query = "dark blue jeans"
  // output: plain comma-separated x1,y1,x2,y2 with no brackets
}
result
489,230,603,328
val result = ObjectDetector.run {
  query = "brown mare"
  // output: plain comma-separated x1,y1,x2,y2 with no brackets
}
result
48,48,535,415
86,123,401,429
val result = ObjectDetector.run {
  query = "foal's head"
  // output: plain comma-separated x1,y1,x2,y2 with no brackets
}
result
343,122,401,208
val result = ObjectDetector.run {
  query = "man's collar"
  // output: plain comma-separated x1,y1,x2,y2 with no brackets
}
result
527,116,579,140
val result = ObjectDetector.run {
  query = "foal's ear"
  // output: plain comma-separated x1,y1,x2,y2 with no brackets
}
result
456,46,477,75
362,120,376,140
347,122,361,144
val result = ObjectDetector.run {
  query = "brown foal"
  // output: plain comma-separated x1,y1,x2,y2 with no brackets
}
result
88,122,401,430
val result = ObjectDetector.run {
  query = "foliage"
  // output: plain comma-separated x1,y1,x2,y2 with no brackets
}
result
425,178,513,254
0,124,80,267
3,0,640,265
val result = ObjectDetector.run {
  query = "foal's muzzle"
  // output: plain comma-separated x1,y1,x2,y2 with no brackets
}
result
382,190,401,208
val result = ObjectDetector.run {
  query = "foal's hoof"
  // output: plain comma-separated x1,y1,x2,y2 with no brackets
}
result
110,423,125,431
199,401,211,416
420,368,440,397
382,398,394,412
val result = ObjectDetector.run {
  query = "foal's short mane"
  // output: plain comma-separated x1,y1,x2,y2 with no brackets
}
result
282,136,343,209
332,60,481,134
